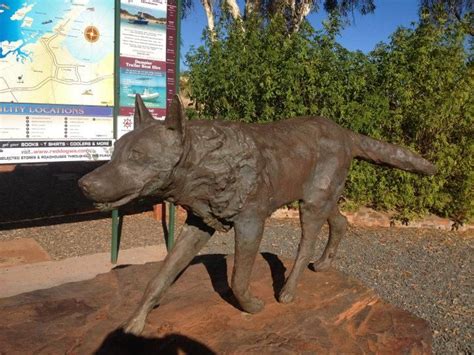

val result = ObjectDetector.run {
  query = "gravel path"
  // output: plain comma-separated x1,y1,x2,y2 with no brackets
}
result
1,214,472,354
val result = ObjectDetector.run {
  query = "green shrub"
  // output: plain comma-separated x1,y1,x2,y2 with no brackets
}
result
186,15,473,223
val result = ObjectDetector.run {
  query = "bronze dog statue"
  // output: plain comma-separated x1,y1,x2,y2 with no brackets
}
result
79,94,436,334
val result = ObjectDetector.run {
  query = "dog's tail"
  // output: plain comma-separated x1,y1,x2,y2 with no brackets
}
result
349,132,437,175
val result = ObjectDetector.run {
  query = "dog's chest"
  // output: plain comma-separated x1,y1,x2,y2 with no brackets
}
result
170,125,261,229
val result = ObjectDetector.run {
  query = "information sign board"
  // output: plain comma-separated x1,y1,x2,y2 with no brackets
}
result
0,0,179,163
116,0,177,138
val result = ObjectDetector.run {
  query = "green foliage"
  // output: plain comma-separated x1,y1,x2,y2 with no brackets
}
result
186,15,473,223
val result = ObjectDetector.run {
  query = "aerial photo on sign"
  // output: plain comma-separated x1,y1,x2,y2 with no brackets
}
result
0,0,114,106
120,0,167,62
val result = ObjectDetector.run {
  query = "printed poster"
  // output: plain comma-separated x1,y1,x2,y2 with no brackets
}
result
0,0,114,163
0,0,179,163
118,0,177,137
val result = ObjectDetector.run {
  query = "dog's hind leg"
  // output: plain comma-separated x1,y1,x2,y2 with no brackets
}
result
278,200,331,304
311,205,348,272
279,158,349,304
231,214,265,314
123,213,214,335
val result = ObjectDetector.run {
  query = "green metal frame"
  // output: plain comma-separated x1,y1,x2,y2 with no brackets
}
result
111,0,122,264
110,0,182,262
167,0,183,252
111,209,122,263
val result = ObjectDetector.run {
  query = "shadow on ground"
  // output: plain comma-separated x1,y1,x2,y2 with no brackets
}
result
96,329,216,355
97,253,288,354
192,253,287,307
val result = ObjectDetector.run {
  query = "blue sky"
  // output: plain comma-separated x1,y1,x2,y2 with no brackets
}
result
180,0,419,69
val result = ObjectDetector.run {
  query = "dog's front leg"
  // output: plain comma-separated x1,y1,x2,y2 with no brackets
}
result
232,214,265,313
123,213,214,335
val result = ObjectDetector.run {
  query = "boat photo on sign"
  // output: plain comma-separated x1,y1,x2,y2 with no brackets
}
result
119,57,166,109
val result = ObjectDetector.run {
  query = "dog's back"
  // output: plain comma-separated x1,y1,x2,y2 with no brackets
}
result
180,117,353,212
169,117,348,223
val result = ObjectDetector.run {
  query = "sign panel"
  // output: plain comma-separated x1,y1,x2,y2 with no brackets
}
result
0,103,113,162
0,1,114,106
117,0,177,138
0,0,179,163
0,0,114,163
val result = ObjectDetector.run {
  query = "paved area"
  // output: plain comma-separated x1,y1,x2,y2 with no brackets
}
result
0,244,168,298
0,238,51,268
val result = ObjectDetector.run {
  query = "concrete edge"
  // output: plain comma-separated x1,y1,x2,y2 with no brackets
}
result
0,244,168,298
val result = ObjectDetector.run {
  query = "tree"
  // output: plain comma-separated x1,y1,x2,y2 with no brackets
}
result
420,0,473,35
186,0,473,38
193,0,375,36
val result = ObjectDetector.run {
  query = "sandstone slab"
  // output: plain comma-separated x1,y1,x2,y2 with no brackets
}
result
0,254,431,354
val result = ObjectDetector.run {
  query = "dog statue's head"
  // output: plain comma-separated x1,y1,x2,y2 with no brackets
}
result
79,94,186,210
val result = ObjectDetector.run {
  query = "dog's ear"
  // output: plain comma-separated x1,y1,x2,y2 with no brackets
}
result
134,94,155,129
165,94,185,138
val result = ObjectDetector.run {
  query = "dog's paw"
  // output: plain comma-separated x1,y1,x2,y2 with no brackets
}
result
310,258,332,272
93,202,114,212
123,317,146,335
241,297,265,314
278,288,295,304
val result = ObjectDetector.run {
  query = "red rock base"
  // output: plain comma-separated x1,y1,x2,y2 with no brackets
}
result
0,254,431,354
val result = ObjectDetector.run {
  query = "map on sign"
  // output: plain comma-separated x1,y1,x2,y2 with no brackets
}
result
0,0,114,106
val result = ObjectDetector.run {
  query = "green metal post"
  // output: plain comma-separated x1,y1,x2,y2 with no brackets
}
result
111,0,122,264
167,0,182,251
111,209,122,263
168,203,175,251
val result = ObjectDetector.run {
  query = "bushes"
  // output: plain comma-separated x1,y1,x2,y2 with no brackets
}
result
186,15,473,223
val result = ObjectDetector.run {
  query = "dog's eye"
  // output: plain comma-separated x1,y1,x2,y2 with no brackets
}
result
129,149,143,161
